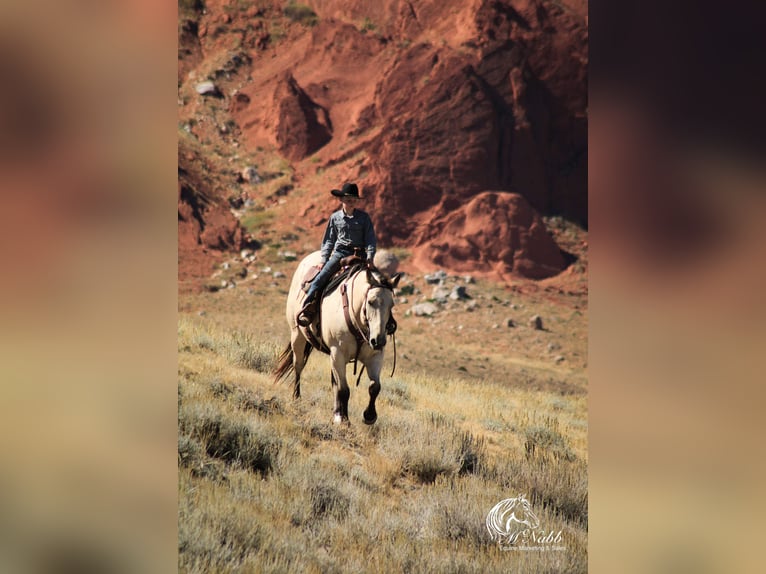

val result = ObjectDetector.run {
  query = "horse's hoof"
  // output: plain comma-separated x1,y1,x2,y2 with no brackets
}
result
333,414,349,425
363,411,377,425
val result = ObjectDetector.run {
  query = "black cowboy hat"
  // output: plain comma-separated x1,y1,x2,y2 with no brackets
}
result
330,182,360,198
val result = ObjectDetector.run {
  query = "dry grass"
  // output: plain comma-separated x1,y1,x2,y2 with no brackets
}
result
178,290,588,573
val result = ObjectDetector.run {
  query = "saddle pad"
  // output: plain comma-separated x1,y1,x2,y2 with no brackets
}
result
324,262,365,297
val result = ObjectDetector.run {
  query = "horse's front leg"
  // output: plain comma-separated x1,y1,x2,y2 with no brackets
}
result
330,349,350,425
362,353,384,425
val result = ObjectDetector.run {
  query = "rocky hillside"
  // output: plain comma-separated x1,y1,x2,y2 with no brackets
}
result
178,0,587,289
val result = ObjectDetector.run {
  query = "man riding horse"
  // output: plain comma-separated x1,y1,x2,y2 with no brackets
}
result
298,182,377,327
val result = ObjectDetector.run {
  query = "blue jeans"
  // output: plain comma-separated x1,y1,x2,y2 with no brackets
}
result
304,249,350,303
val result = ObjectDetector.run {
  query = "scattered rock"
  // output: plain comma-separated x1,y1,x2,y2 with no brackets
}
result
240,166,261,183
222,262,230,270
279,251,297,261
198,310,206,317
554,355,565,363
431,286,450,304
463,275,475,284
398,297,408,304
424,270,447,285
240,249,251,259
273,271,286,279
466,300,478,312
450,285,470,300
492,323,499,329
412,302,438,317
506,318,515,328
547,342,561,352
373,249,399,276
530,315,544,330
195,81,221,97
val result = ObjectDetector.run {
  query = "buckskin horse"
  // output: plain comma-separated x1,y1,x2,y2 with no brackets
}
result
274,250,400,425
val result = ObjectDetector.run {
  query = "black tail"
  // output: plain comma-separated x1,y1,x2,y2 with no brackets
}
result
273,342,294,383
273,341,314,397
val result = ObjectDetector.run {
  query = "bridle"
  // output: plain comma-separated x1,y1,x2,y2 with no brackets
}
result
340,267,397,382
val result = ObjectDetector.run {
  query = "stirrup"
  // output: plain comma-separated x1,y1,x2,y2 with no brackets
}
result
297,311,313,327
297,301,316,326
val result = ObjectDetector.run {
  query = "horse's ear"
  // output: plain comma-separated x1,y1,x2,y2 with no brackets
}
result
391,272,402,289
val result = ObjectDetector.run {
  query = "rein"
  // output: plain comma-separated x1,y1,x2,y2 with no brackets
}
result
340,268,398,380
340,281,366,375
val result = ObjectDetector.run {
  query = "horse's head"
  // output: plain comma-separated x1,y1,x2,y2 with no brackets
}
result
364,269,401,350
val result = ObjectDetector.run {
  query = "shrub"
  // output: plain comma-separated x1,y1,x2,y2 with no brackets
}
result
455,430,485,475
178,434,203,468
223,331,274,372
283,2,318,26
393,415,485,484
310,482,350,520
180,403,280,474
524,421,576,462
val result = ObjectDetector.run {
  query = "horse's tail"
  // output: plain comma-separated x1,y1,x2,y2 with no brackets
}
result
273,342,294,384
273,341,314,395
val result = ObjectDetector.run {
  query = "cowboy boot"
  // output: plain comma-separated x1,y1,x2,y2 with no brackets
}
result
297,296,317,327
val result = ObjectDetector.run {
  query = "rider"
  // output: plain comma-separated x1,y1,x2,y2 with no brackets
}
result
297,182,376,327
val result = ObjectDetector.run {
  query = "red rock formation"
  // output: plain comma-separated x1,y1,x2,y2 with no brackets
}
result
178,146,244,289
179,0,587,283
412,191,566,280
363,0,588,248
274,72,333,160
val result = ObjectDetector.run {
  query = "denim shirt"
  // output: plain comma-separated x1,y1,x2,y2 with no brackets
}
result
320,209,377,262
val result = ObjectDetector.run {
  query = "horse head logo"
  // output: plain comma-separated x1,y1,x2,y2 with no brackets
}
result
486,494,540,544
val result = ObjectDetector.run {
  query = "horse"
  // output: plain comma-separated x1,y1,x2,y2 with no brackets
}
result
274,250,400,425
486,494,540,543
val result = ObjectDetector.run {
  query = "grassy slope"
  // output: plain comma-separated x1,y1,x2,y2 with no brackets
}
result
178,267,587,573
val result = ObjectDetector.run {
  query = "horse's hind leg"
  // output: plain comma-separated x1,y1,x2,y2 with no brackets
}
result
291,329,309,399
